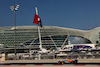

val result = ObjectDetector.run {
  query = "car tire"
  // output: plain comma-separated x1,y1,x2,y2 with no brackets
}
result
74,60,78,63
62,62,64,64
58,61,61,64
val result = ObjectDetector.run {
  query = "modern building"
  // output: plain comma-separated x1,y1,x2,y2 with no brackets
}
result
0,26,100,49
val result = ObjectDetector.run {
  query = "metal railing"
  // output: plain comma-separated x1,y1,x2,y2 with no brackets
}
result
5,53,100,60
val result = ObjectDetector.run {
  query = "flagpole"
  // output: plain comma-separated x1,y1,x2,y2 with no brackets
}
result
35,7,42,49
38,26,42,50
33,7,43,50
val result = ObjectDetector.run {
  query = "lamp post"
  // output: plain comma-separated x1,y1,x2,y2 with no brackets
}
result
10,5,19,60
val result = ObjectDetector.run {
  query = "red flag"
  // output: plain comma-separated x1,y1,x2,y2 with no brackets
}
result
33,14,39,24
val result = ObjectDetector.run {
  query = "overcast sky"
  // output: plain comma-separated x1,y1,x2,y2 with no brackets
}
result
0,0,100,30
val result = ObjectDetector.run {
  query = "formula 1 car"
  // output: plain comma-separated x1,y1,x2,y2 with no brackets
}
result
58,59,78,64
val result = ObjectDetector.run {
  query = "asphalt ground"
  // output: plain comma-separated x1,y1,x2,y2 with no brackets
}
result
0,63,100,65
0,59,100,63
0,63,100,67
0,59,100,67
0,65,100,67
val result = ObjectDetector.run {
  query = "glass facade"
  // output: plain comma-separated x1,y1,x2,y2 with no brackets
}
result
0,26,69,48
0,26,95,48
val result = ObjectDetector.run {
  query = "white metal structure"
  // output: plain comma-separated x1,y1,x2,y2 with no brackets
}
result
59,44,95,52
36,7,48,54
